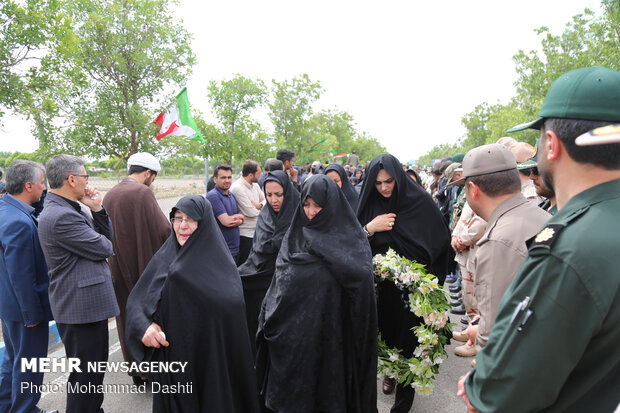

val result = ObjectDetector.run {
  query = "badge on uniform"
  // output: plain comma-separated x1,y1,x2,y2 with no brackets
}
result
528,223,565,250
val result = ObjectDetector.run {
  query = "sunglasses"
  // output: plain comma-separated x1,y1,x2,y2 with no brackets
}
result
521,167,539,177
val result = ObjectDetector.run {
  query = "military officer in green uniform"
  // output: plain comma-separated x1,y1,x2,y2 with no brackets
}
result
457,66,620,412
517,142,558,215
445,162,465,231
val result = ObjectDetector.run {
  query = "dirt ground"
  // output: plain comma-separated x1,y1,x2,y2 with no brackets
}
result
91,176,207,199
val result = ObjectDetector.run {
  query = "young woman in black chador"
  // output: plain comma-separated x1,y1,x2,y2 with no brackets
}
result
238,170,299,356
257,175,377,413
357,154,452,413
324,163,359,211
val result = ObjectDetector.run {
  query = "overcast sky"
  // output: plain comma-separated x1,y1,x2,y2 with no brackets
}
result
0,0,603,162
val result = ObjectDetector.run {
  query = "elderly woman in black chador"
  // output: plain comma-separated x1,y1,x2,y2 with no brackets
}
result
357,154,452,413
125,195,260,413
324,163,359,211
238,170,299,356
256,175,377,413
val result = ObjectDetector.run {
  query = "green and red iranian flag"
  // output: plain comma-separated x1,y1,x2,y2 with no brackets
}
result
154,88,206,143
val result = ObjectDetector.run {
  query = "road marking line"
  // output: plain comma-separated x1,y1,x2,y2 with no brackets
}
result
41,324,121,399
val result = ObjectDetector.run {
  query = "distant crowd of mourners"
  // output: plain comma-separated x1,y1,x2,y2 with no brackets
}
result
0,66,619,413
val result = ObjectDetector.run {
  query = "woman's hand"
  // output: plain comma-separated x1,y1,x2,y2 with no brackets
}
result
366,213,397,235
142,322,170,348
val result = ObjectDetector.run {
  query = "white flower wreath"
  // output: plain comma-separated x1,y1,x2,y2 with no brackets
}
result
373,248,453,394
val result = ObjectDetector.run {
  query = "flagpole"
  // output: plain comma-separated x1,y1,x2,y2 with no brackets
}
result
204,157,209,195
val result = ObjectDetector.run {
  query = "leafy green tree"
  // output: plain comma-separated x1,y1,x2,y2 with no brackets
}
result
303,109,386,165
417,143,462,166
353,132,387,164
269,74,323,157
461,101,537,148
425,1,620,162
207,74,271,164
303,109,355,164
508,3,620,141
0,0,71,121
30,0,195,160
461,103,492,150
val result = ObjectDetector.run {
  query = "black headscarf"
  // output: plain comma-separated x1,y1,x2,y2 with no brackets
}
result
353,167,365,195
125,195,260,413
257,175,377,413
357,154,452,358
357,154,452,278
238,170,299,355
325,163,359,212
239,170,299,276
354,167,365,180
407,168,423,186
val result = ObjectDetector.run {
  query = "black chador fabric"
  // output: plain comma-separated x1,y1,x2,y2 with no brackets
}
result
256,175,377,413
325,163,359,212
125,195,260,413
357,154,452,358
238,170,299,355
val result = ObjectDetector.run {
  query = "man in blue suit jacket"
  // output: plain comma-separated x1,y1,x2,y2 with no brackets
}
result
38,155,119,413
0,160,57,413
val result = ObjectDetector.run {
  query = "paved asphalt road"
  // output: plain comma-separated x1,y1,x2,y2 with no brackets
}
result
38,317,472,413
35,195,474,412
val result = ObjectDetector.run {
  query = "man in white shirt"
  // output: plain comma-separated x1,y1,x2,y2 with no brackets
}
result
230,160,265,265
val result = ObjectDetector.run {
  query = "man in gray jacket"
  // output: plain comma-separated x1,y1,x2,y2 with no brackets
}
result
38,154,119,413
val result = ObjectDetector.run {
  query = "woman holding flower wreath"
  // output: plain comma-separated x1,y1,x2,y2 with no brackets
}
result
357,154,452,413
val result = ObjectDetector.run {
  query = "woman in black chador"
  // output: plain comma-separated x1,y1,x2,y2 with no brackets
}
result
324,163,359,211
357,154,452,413
256,175,377,413
238,170,299,356
125,195,260,413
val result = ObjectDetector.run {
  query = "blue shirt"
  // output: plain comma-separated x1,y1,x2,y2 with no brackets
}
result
206,187,240,254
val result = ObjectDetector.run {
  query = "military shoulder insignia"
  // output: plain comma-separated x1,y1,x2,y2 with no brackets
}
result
528,223,566,251
535,227,555,242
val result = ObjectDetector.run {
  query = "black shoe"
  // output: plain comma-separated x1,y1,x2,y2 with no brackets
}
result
460,316,470,325
382,376,396,394
451,304,466,315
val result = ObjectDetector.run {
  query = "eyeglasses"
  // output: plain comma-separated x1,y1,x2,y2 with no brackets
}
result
68,173,89,181
171,217,197,226
521,167,539,177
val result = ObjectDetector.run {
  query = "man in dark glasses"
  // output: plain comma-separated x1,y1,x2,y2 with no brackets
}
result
511,142,542,203
518,147,557,215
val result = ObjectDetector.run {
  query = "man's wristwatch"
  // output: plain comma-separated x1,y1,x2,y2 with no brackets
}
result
363,224,372,238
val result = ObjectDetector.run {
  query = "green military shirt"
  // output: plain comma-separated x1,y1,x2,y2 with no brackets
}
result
465,178,620,412
449,187,465,232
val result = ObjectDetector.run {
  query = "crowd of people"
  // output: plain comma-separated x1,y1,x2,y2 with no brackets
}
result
0,65,618,413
